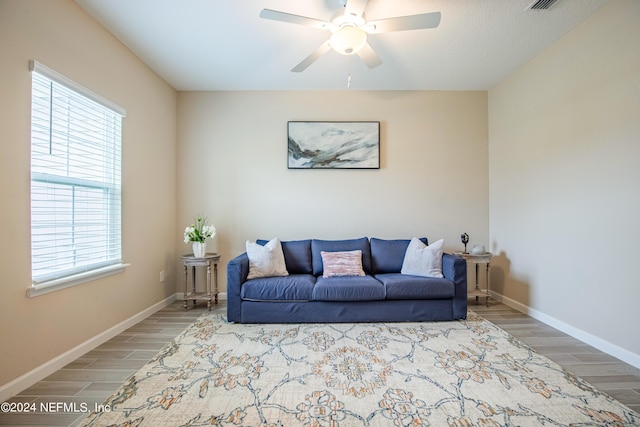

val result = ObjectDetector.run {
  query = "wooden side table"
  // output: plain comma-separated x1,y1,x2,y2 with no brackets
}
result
181,253,221,311
455,252,492,306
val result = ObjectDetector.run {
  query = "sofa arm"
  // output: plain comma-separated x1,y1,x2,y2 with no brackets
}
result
442,253,467,319
226,252,249,322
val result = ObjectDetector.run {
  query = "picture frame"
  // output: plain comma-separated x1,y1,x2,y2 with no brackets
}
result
287,121,380,169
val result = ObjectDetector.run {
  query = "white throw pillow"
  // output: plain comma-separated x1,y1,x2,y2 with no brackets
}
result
246,238,289,279
401,238,444,278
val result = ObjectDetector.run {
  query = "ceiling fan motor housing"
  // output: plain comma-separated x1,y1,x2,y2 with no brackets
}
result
330,26,367,55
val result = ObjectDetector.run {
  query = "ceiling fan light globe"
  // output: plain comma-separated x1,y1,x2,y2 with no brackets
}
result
330,26,367,55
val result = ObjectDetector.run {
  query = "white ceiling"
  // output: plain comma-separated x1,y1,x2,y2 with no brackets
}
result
74,0,609,91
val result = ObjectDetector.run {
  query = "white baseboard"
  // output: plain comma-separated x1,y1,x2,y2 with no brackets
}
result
490,291,640,370
0,294,178,403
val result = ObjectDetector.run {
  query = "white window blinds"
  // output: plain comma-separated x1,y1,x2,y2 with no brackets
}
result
30,61,126,290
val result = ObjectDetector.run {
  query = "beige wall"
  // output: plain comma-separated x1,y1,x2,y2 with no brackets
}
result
177,91,489,289
0,0,178,388
489,0,640,363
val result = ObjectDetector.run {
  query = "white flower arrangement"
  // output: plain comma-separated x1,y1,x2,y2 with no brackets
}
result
184,215,216,244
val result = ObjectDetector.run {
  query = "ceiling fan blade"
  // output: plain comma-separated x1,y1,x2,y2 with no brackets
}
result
368,11,441,33
344,0,368,19
357,42,382,69
259,9,331,30
291,40,332,72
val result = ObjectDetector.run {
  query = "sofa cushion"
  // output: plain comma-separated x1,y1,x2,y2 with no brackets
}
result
246,238,289,279
376,273,454,299
370,237,428,274
312,237,371,275
312,276,385,301
241,274,316,301
258,239,312,274
401,238,444,278
321,250,366,278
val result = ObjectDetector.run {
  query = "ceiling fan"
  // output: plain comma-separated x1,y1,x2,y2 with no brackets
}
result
259,0,441,72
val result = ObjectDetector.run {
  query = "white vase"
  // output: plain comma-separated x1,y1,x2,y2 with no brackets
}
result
192,241,207,258
471,245,485,255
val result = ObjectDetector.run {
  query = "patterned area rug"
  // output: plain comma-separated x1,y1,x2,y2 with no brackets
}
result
80,312,639,426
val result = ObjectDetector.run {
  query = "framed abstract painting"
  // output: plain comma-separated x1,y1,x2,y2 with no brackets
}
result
287,121,380,169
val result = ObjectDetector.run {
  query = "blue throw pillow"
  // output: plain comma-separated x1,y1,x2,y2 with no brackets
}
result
370,237,428,274
257,239,312,274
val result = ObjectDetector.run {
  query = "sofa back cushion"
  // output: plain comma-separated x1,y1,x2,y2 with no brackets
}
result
370,237,428,274
257,239,312,274
311,237,371,276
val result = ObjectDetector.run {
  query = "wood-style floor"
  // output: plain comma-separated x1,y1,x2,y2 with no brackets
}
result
1,300,639,426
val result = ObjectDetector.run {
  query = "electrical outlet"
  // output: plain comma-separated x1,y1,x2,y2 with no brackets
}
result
160,271,165,283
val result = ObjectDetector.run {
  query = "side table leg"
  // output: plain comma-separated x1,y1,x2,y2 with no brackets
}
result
486,262,491,307
183,264,188,311
475,263,480,305
206,262,212,311
214,262,219,304
192,266,197,307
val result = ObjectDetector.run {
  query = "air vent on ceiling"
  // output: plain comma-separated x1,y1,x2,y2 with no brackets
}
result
526,0,560,10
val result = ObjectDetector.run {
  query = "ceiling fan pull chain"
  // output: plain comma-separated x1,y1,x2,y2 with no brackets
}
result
347,55,352,89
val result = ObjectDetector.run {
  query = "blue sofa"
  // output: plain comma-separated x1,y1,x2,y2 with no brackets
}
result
227,237,467,323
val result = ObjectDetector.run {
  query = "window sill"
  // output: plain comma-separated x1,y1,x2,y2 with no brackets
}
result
26,263,131,298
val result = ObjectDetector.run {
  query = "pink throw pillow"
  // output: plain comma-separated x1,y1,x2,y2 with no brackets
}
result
321,250,366,278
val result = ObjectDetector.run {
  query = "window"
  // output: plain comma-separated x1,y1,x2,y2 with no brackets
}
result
28,61,127,297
